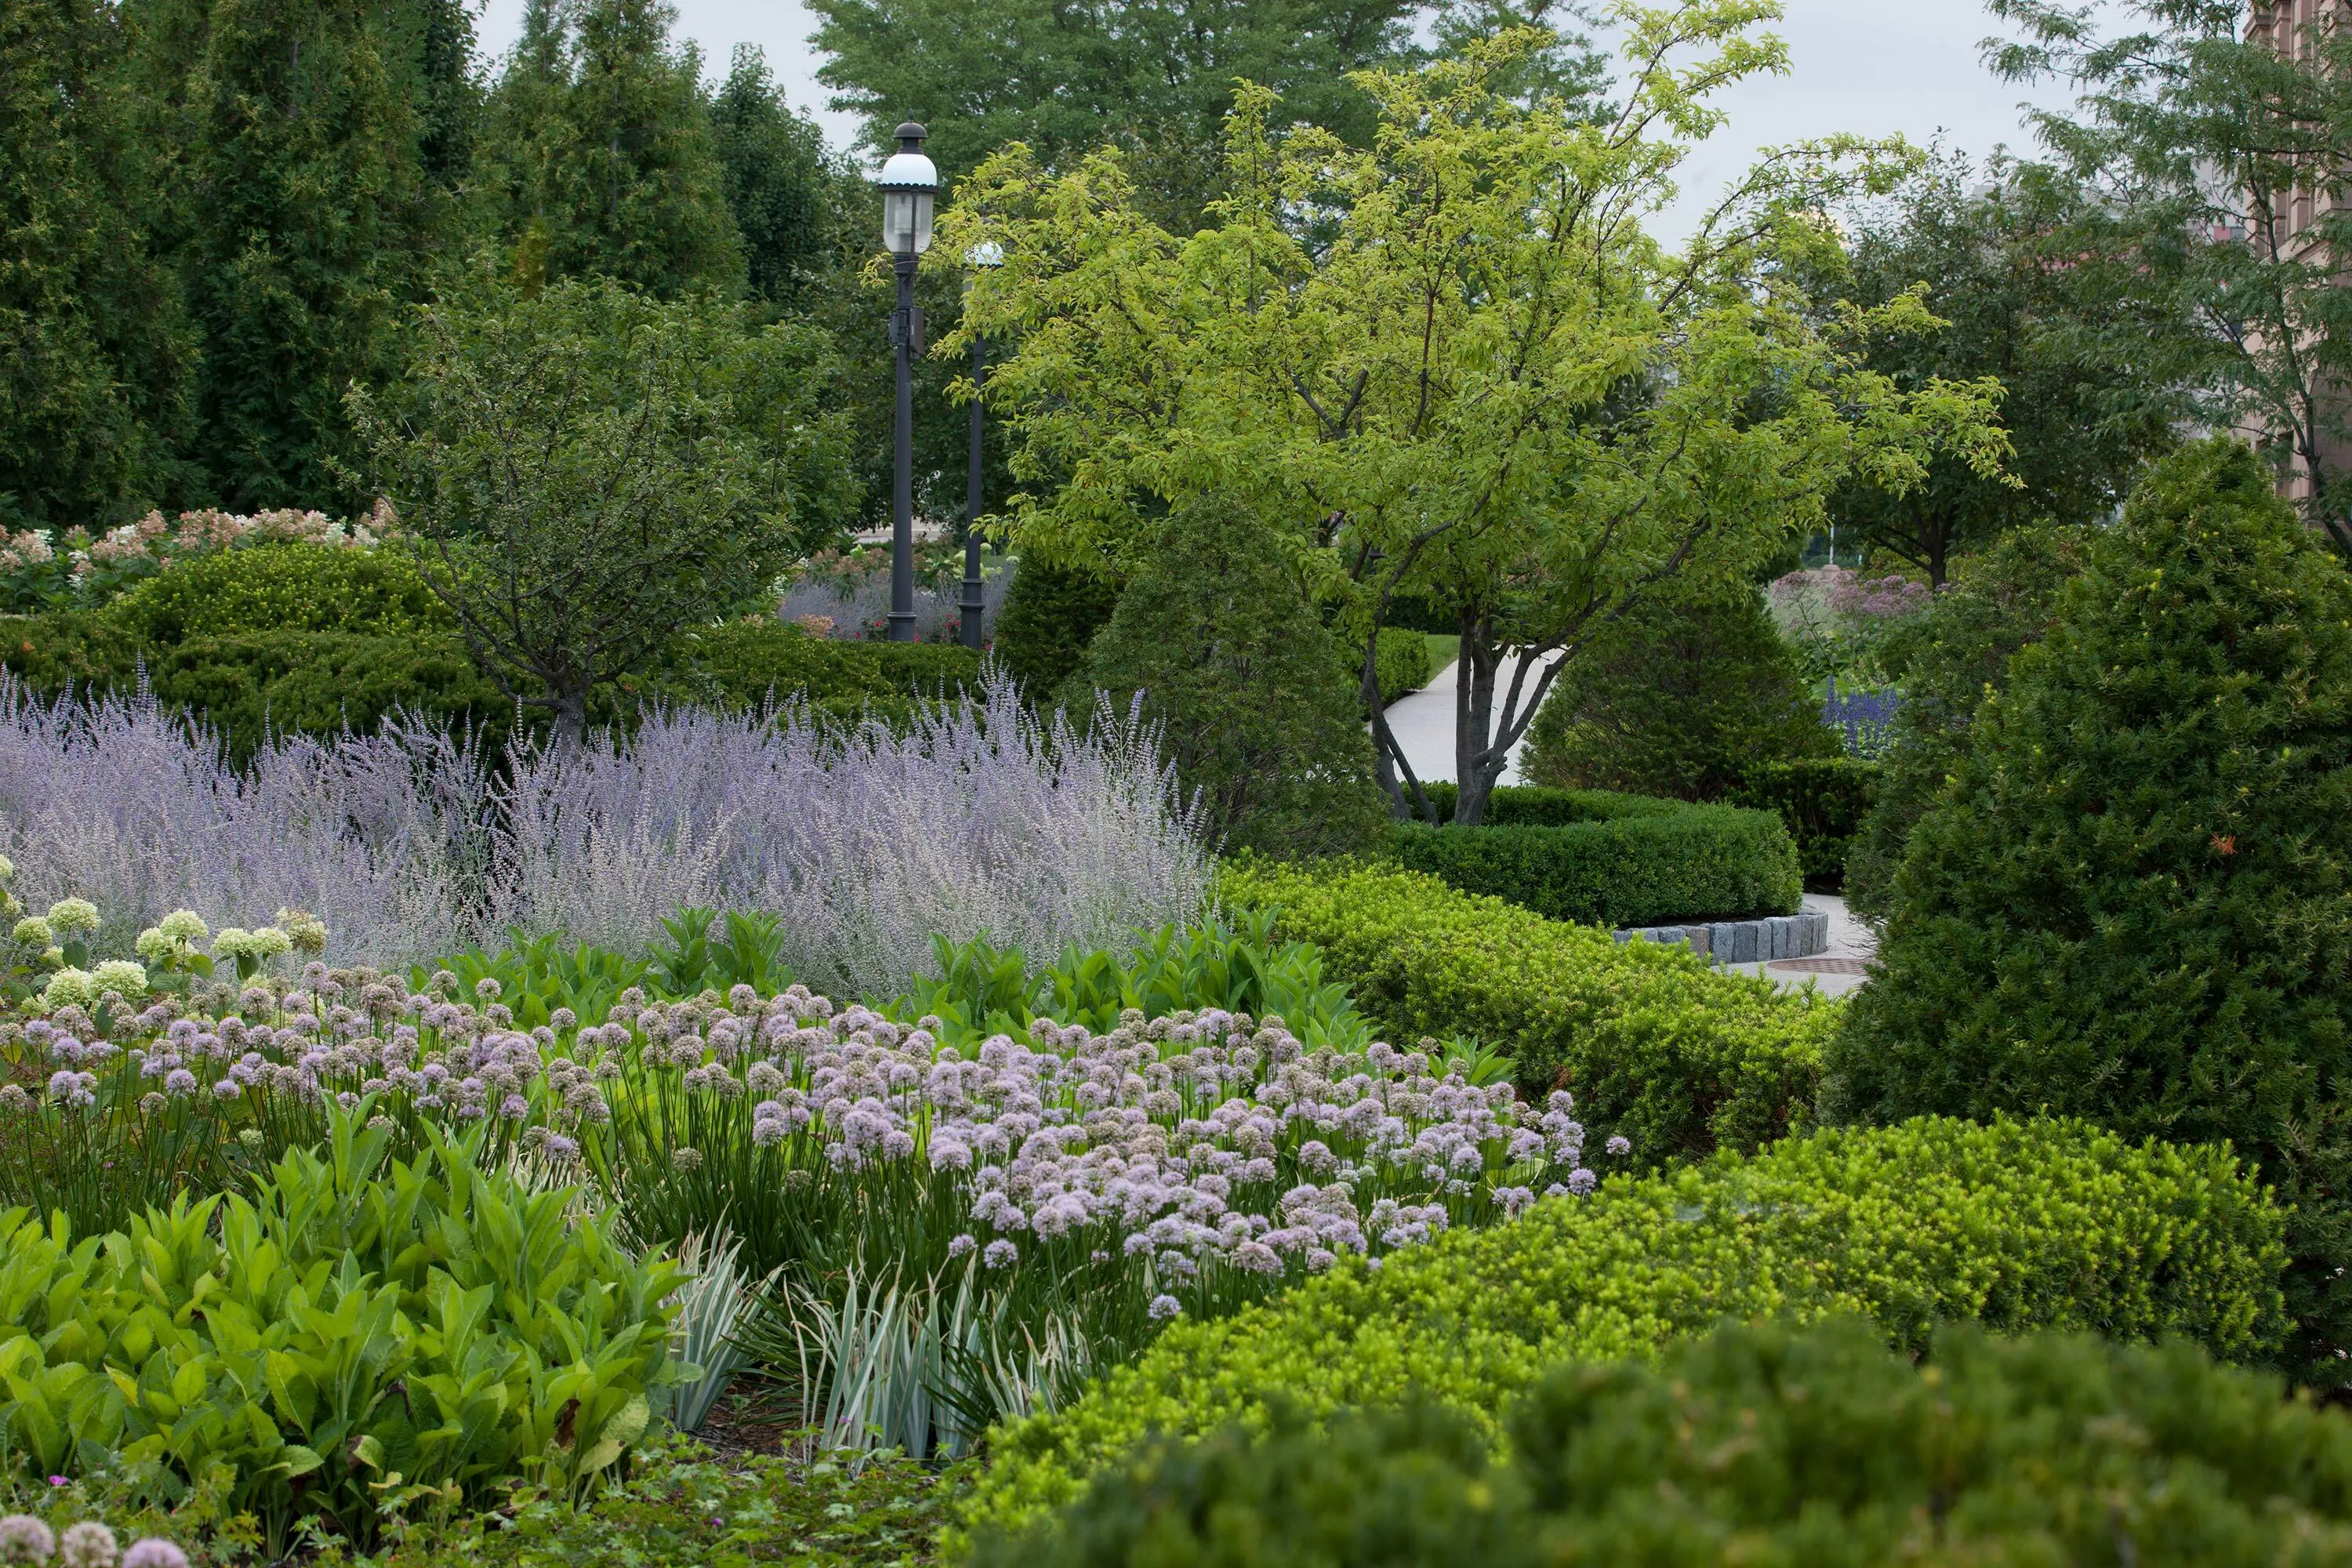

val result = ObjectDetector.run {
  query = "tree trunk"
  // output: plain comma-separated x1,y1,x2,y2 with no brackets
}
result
1365,625,1435,821
1454,612,1501,826
553,684,590,746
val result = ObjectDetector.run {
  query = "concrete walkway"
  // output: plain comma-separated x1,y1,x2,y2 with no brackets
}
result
1380,654,1559,789
1718,893,1878,996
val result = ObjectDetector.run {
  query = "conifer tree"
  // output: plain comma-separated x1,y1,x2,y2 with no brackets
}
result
710,45,850,309
0,0,197,525
1828,437,2352,1381
481,0,741,297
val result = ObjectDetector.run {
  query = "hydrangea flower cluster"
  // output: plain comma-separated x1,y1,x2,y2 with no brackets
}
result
0,967,1628,1317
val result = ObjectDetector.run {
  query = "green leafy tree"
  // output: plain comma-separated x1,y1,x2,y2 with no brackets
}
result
1987,0,2352,550
945,14,2009,826
349,274,855,738
1521,588,1835,801
1826,438,2352,1383
0,0,198,527
1082,494,1388,857
1842,524,2089,919
1820,151,2198,583
480,0,741,297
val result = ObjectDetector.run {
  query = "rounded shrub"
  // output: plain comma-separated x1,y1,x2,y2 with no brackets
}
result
1827,438,2352,1381
978,1318,2352,1568
105,542,452,644
1522,588,1837,801
960,1116,2285,1541
652,619,982,728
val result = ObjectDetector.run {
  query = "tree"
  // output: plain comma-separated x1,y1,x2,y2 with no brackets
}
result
348,274,855,738
1520,587,1835,801
1826,438,2352,1383
1840,524,2089,920
478,0,741,298
709,45,858,310
944,13,2009,826
1083,494,1388,857
0,0,197,528
1819,151,2198,584
808,0,1436,228
140,0,439,509
1987,0,2352,551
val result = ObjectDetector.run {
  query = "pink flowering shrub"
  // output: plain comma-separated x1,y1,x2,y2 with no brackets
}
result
1767,564,1932,686
0,503,392,615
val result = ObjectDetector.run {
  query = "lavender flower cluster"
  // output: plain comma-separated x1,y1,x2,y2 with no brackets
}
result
1823,683,1902,760
0,964,1626,1315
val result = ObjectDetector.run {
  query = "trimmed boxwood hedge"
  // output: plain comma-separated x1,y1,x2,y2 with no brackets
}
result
1395,782,1802,927
977,1319,2352,1568
959,1116,2290,1544
1218,859,1835,1152
648,621,982,727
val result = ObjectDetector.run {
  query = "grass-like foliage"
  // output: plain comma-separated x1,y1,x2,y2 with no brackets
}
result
976,1318,2352,1568
957,1115,2288,1541
1828,439,2352,1382
1219,858,1834,1153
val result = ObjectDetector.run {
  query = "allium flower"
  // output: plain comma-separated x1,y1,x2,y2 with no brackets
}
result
982,1238,1018,1269
1565,1167,1598,1195
947,1232,976,1258
672,1146,703,1172
1147,1294,1183,1320
58,1521,115,1568
45,898,99,935
212,1078,241,1099
1605,1134,1632,1157
121,1543,191,1568
162,1069,196,1097
0,1514,56,1563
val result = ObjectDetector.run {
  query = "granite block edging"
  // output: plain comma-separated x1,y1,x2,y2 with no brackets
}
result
1610,909,1827,964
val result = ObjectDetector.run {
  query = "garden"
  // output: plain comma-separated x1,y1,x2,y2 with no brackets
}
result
12,0,2352,1565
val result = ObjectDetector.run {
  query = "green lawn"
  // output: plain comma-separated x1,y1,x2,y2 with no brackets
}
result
1424,633,1460,673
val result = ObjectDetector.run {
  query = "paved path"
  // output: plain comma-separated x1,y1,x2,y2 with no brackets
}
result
1380,654,1559,789
1717,892,1878,996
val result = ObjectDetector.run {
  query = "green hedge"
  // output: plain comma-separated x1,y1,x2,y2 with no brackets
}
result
1392,808,1800,927
1362,626,1435,707
145,630,519,757
651,621,983,726
1218,859,1835,1152
978,1318,2352,1568
1729,757,1881,890
1406,782,1686,826
960,1116,2290,1542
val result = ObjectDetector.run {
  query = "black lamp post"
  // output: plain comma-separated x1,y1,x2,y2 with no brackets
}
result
877,122,937,642
960,240,1002,652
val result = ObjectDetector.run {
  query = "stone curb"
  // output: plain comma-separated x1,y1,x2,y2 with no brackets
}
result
1610,910,1828,964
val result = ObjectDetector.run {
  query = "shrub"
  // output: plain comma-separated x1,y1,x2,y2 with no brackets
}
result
1218,859,1835,1152
1728,757,1881,889
1825,438,2352,1383
103,542,452,644
1390,806,1802,927
993,557,1117,703
0,608,143,694
1521,589,1837,801
1407,782,1689,826
143,631,517,760
1842,523,2089,916
1359,625,1434,707
1083,498,1387,858
978,1318,2352,1568
960,1115,2289,1540
0,1118,682,1553
651,619,982,726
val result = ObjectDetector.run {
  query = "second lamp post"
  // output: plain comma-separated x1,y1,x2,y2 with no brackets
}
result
877,122,937,643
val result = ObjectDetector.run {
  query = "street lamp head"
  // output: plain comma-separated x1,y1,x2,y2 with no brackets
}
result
967,239,1005,269
878,122,937,256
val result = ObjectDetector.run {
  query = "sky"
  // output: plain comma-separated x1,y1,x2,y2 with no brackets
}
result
474,0,2091,242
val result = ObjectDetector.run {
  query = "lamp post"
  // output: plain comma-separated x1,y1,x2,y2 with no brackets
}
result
960,240,1003,652
877,122,937,642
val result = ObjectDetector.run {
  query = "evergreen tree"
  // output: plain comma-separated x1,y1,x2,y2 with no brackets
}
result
481,0,741,297
1826,438,2352,1382
0,0,197,526
1082,495,1388,858
710,45,851,309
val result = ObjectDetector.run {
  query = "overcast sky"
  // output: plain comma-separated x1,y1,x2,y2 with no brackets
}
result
474,0,2089,242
